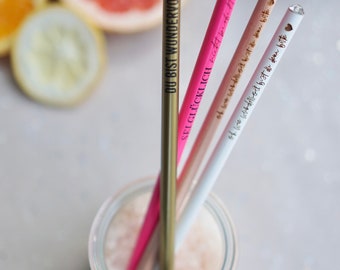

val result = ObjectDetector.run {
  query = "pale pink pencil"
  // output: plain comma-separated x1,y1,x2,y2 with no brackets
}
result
127,1,236,269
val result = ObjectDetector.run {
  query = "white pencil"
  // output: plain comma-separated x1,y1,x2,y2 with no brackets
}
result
175,4,305,250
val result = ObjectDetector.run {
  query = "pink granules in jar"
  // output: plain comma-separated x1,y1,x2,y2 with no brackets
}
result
88,178,237,270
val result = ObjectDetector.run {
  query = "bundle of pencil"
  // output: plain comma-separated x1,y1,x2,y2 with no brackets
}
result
128,2,305,269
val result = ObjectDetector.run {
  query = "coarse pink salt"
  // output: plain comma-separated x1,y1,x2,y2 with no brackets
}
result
88,179,237,270
104,192,223,270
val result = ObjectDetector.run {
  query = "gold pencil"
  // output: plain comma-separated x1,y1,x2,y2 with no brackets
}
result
160,0,180,269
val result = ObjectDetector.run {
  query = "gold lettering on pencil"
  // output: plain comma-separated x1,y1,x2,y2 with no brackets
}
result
216,4,275,120
285,23,293,31
228,30,290,140
277,34,288,48
269,49,279,63
249,40,256,48
254,25,263,38
260,9,270,22
209,0,235,63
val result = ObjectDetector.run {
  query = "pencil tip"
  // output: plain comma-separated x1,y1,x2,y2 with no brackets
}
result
289,4,304,16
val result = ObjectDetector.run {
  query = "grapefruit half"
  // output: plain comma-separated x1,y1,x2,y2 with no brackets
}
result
61,0,178,33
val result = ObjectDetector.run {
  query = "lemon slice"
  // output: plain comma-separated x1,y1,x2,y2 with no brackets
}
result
11,5,106,106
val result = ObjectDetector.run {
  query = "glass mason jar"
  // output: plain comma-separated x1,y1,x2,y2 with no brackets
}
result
88,177,238,270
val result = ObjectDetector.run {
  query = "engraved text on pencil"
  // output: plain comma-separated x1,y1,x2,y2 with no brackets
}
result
164,0,180,94
180,0,236,141
216,5,271,120
228,29,289,140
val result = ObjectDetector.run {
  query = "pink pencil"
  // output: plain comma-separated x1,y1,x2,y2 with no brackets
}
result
127,1,236,269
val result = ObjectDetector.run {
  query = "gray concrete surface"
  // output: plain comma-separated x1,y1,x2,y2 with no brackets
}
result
0,1,339,269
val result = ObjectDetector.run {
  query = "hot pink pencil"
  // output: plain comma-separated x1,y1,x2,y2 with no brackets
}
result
127,1,236,269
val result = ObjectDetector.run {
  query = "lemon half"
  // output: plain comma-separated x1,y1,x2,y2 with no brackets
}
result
11,5,106,106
